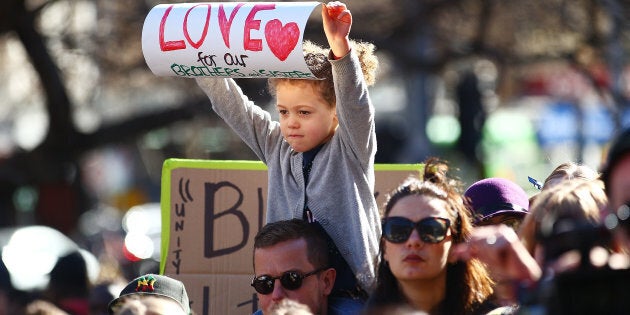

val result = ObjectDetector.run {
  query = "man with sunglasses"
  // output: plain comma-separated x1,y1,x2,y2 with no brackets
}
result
251,219,361,315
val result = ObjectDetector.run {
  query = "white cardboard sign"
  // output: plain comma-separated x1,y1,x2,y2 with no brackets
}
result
142,2,320,78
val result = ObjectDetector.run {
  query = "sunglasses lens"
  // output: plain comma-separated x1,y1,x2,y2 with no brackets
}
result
280,272,303,290
252,271,308,294
383,217,414,243
252,276,274,295
418,218,449,243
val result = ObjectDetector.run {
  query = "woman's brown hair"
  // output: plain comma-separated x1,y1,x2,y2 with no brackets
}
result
369,157,494,314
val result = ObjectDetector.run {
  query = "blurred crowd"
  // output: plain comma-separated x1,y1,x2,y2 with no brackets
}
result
0,125,627,315
0,207,161,315
0,126,624,315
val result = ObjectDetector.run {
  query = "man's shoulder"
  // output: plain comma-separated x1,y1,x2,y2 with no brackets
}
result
328,297,365,315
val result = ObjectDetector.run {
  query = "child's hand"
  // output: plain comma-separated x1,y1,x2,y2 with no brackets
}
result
322,1,351,59
326,2,351,24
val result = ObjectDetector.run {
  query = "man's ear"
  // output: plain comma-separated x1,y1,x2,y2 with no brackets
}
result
321,268,336,295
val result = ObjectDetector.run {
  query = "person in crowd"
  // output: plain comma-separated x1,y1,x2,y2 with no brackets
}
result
464,177,529,230
89,280,126,315
252,218,360,315
451,224,542,315
519,179,607,261
601,127,630,253
454,178,608,313
365,158,496,315
0,257,25,315
268,299,314,315
24,300,70,315
195,1,380,301
601,127,630,212
450,224,541,286
528,161,599,205
453,180,609,313
0,257,11,315
464,177,530,307
44,251,91,315
450,135,625,314
519,178,619,314
541,161,599,191
107,274,190,315
362,304,428,315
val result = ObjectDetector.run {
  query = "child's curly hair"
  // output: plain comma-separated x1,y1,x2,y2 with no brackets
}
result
268,40,378,108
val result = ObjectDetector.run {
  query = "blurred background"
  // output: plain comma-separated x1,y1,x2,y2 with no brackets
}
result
0,0,629,312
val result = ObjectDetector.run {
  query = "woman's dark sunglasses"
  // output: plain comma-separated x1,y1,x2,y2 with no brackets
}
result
251,268,326,295
382,216,451,244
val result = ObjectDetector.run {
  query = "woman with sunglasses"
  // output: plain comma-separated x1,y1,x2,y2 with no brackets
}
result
365,158,496,315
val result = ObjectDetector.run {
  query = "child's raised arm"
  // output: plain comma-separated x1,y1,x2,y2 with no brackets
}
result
322,1,351,59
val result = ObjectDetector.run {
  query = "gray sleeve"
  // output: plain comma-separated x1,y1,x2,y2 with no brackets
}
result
330,51,377,168
195,77,281,163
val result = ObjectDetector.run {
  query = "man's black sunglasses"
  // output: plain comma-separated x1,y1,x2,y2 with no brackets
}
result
251,268,326,295
382,216,451,244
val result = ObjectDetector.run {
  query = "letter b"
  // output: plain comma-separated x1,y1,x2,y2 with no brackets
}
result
204,181,249,258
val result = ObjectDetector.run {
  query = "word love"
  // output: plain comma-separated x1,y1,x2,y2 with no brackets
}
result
159,3,301,61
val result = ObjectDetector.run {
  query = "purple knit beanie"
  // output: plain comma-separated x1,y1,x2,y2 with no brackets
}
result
464,178,529,225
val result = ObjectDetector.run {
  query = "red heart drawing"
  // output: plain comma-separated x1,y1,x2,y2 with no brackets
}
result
264,19,300,61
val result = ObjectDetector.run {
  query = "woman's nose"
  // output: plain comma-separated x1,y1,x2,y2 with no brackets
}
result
406,228,424,248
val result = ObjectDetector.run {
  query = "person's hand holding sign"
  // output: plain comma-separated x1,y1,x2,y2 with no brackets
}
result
326,1,352,24
322,1,352,59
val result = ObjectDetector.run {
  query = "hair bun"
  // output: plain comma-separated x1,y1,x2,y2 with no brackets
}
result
423,158,448,185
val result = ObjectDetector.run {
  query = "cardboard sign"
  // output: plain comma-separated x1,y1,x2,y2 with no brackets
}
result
160,159,423,315
142,2,320,78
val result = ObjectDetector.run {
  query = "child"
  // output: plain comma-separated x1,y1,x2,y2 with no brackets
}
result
195,1,379,300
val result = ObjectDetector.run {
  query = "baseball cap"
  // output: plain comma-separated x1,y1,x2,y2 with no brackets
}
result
108,274,190,314
465,178,529,226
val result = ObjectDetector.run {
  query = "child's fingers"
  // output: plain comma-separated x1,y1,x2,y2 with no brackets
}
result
325,2,351,24
335,11,352,24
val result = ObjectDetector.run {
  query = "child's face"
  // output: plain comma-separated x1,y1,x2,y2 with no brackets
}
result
275,81,337,152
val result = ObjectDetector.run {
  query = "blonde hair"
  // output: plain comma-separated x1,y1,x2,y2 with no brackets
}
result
542,162,599,190
519,179,607,255
268,40,378,107
268,299,314,315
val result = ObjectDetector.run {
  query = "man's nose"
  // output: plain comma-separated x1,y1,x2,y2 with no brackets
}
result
270,279,287,301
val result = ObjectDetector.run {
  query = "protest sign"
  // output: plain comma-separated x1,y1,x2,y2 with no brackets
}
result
142,2,320,78
159,159,422,315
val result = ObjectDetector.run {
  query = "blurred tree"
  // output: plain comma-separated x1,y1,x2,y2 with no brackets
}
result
0,0,209,232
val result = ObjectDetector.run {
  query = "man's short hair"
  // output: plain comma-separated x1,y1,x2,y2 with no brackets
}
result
254,219,330,270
